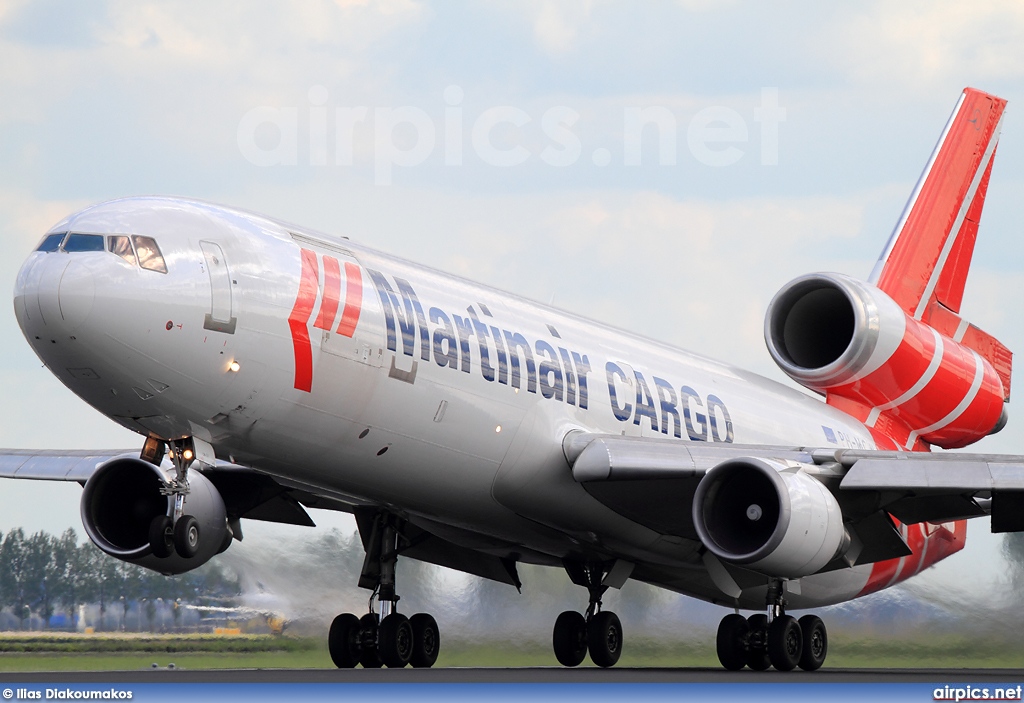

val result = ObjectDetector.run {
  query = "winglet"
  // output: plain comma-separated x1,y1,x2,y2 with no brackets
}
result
869,87,1011,399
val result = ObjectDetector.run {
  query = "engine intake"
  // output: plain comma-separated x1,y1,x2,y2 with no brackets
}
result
693,457,847,578
80,456,229,574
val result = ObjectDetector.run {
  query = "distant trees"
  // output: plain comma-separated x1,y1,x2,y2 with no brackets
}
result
0,528,240,631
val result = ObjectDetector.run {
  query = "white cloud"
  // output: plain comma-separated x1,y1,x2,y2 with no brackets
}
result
825,0,1024,88
532,0,593,54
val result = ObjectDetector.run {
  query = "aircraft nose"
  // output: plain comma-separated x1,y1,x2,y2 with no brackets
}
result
14,252,95,342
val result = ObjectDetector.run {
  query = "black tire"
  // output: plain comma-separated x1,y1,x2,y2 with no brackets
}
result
716,614,749,671
173,515,200,558
409,613,440,668
768,615,803,672
358,613,382,668
378,613,414,668
587,610,622,668
149,515,174,558
552,611,588,667
746,614,771,671
328,613,361,668
798,615,827,671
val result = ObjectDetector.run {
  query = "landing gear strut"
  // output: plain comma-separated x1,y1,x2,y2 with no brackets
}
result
715,578,828,672
148,437,201,559
552,561,624,668
328,514,441,669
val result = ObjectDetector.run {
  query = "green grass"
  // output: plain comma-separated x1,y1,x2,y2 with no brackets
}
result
0,633,1021,671
0,634,314,654
0,634,326,671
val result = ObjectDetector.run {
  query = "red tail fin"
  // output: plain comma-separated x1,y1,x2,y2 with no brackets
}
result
869,87,1011,399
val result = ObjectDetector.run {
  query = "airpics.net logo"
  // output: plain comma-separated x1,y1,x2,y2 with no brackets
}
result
236,85,786,185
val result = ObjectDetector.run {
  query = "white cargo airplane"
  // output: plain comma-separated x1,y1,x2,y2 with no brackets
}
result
4,87,1020,671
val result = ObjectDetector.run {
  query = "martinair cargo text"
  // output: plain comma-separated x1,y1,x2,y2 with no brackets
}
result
3,87,1021,671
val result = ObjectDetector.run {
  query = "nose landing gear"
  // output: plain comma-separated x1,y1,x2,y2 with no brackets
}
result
146,437,202,560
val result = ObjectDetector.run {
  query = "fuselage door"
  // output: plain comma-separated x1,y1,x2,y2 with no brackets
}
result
200,241,236,334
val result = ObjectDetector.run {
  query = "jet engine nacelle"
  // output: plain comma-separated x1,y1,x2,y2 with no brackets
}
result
692,457,847,578
765,272,1005,449
80,456,229,574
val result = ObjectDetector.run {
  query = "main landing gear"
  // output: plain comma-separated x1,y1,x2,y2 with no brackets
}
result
716,579,828,672
148,437,202,559
552,562,625,668
328,516,441,669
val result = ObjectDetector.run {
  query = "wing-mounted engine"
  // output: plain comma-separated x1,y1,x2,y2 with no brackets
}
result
80,456,229,575
692,457,848,578
765,272,1006,450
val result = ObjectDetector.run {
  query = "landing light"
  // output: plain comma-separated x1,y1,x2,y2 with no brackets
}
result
182,449,194,461
228,361,240,372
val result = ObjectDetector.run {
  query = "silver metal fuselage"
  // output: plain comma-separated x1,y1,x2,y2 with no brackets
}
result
13,197,897,610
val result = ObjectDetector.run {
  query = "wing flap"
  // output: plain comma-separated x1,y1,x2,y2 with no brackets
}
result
841,457,1024,491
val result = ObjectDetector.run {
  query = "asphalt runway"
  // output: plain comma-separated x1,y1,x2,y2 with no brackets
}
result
3,668,1024,683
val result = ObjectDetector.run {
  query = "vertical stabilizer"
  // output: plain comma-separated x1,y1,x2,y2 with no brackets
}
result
868,87,1011,399
870,88,1005,315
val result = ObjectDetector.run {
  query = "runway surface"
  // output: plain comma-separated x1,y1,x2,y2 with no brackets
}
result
3,667,1024,683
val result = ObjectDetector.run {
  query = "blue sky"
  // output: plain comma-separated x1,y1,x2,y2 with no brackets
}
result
0,0,1023,623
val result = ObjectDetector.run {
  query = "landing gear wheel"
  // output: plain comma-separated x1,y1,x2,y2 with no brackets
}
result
746,614,771,671
768,614,803,672
716,614,749,671
552,611,588,667
587,610,622,668
173,515,200,558
378,613,414,668
409,613,440,668
798,615,827,671
328,613,361,668
358,614,382,668
149,516,174,558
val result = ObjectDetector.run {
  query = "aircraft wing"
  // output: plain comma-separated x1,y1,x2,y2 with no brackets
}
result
0,448,316,528
565,433,1024,568
0,448,134,482
0,448,521,585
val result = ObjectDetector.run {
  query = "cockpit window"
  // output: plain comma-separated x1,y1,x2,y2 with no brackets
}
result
63,233,105,252
36,233,67,252
108,235,137,265
132,235,167,273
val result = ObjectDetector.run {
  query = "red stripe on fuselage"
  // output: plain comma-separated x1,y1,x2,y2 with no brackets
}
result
314,255,342,331
337,262,362,337
288,248,320,392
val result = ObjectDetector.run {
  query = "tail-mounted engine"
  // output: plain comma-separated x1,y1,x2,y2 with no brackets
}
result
765,272,1006,449
80,456,229,574
692,457,847,578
